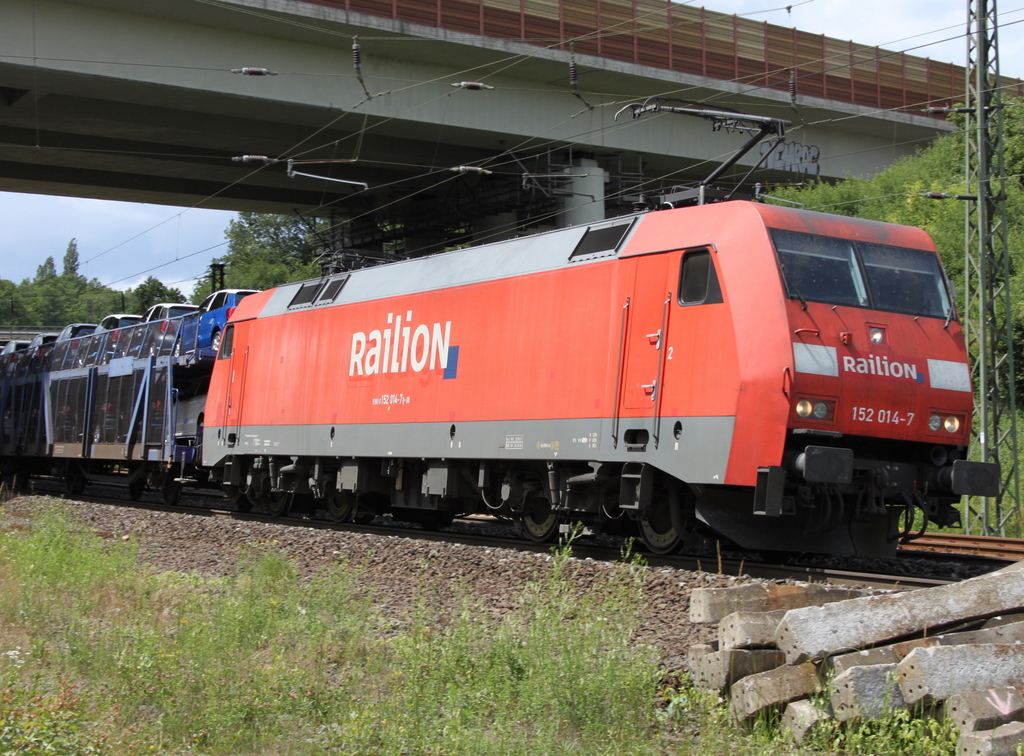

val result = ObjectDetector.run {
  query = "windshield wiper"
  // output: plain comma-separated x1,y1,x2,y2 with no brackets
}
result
778,260,807,310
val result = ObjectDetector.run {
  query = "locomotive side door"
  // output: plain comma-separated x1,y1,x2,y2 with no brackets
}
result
619,253,673,410
219,323,248,447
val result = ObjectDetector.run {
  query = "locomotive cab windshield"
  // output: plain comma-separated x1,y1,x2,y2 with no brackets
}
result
771,228,953,319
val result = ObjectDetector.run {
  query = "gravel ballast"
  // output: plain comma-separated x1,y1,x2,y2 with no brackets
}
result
0,494,772,668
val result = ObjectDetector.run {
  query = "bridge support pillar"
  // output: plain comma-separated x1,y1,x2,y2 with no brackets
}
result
561,158,606,228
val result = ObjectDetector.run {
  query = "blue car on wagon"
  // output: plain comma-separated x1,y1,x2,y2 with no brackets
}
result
174,289,259,357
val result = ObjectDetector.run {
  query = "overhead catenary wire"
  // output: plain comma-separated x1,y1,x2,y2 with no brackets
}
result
104,82,999,287
92,77,995,280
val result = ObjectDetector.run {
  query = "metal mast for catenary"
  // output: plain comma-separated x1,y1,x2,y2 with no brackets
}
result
962,0,1020,535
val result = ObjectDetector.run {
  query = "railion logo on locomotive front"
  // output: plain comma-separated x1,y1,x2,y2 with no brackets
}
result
348,311,458,379
794,342,972,392
841,354,923,383
794,342,923,384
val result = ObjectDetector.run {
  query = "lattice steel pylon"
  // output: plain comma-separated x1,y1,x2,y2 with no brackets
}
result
962,0,1021,535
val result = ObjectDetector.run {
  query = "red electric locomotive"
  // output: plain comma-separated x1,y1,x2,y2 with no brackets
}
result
202,200,997,556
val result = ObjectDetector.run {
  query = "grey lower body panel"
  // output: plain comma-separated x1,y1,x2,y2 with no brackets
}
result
205,414,736,484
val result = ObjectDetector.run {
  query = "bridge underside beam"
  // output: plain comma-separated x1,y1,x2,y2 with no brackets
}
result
0,0,954,250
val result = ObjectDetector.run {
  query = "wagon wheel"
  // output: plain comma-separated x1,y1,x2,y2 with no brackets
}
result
266,490,291,517
65,463,87,496
638,495,682,555
0,464,16,493
326,489,355,522
514,491,559,543
128,474,146,501
162,474,182,506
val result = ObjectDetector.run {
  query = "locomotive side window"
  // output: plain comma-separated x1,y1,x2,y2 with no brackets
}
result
678,248,723,305
771,229,867,308
859,243,950,318
217,325,234,359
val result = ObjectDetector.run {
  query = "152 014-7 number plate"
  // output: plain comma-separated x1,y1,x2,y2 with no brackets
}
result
851,407,914,426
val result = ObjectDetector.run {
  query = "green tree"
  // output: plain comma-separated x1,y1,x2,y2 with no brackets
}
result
34,257,57,281
23,256,73,327
193,212,325,300
0,278,25,325
11,239,125,327
62,239,80,278
128,276,185,314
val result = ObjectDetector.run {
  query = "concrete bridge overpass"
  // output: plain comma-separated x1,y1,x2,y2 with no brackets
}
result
1,0,1016,255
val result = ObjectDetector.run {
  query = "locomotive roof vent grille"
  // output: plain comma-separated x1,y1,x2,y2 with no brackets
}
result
568,220,634,262
316,275,349,305
288,281,324,308
286,275,350,309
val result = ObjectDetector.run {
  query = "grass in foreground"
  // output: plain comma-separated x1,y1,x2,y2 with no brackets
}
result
0,508,663,755
0,504,961,755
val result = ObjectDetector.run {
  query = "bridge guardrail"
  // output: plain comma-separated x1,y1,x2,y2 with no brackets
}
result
0,325,54,343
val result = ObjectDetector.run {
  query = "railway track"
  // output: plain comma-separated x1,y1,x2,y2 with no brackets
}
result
899,532,1024,562
3,480,980,590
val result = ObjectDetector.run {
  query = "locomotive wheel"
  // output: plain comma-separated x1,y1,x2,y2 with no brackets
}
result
326,490,355,522
225,485,251,513
419,510,455,531
515,493,558,543
266,490,291,517
638,498,682,555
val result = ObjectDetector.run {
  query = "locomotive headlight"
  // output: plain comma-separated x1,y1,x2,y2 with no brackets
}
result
795,398,835,422
929,413,963,434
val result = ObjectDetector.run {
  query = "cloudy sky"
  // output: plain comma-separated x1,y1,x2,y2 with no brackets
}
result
1,0,1021,299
